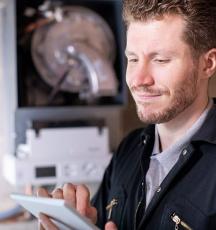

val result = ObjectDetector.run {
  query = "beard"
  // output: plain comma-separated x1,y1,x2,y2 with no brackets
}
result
130,69,198,124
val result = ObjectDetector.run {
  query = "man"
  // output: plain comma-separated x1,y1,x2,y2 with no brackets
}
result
38,0,216,229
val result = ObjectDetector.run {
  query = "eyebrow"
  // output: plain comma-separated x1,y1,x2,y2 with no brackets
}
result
125,50,137,56
125,49,178,57
150,50,178,57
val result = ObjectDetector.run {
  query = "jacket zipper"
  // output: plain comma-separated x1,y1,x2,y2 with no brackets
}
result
171,212,192,230
134,180,145,230
106,198,118,220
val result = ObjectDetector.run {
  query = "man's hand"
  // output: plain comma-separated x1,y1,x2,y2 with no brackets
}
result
39,214,118,230
37,183,98,229
105,221,118,230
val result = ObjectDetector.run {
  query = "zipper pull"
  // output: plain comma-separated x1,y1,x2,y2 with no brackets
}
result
171,213,192,230
171,213,181,230
106,198,118,220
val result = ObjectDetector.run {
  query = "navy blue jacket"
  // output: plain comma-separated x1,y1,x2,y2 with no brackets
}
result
92,102,216,230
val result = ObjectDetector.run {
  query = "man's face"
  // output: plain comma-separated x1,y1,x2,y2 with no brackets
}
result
125,15,201,124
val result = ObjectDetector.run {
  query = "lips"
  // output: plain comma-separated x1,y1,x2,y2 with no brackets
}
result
130,86,166,102
135,93,161,97
133,92,161,99
132,92,163,105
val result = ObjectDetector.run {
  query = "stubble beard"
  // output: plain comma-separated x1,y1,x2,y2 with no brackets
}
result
132,70,198,124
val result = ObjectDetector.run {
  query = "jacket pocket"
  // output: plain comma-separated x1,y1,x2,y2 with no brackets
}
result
106,186,127,228
160,196,208,230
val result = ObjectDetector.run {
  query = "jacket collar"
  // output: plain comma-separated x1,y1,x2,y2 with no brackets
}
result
140,124,155,145
192,103,216,144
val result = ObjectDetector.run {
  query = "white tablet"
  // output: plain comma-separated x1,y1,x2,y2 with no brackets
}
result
11,193,100,230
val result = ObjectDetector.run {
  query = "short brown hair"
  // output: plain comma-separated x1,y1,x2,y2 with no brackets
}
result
123,0,216,55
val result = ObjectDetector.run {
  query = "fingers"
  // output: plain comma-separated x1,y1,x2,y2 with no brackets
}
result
39,213,59,230
37,183,97,226
63,183,97,223
105,221,118,230
37,188,51,230
37,187,63,200
62,183,90,215
63,183,77,208
76,184,90,216
37,187,63,230
51,188,63,199
38,220,45,230
86,206,97,224
37,187,51,198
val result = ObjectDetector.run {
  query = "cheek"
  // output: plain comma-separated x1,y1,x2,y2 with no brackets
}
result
125,68,133,87
153,67,187,90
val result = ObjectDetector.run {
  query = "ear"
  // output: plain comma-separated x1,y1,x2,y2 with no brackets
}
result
201,48,216,79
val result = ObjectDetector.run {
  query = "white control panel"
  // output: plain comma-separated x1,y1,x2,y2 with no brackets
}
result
3,154,112,186
3,126,112,186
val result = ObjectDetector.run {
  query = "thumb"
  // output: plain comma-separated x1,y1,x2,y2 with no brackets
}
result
105,221,118,230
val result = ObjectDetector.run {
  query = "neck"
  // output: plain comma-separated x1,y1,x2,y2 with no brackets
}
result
157,96,209,151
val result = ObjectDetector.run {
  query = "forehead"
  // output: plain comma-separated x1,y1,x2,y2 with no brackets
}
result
126,14,189,54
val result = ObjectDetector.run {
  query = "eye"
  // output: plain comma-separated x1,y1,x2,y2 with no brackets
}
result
128,58,138,63
154,59,170,64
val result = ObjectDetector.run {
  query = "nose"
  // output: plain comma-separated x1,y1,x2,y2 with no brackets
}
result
126,62,154,88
